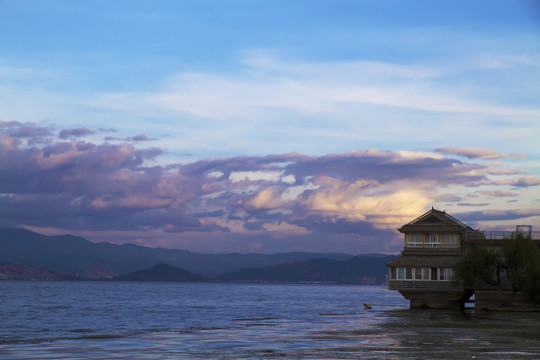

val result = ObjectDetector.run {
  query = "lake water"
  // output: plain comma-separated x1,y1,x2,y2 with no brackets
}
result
1,281,540,359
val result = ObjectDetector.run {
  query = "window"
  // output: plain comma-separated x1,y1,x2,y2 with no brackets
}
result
390,267,407,280
442,234,459,248
390,267,414,280
391,267,455,281
416,268,431,280
438,268,455,281
406,268,413,280
425,233,441,248
406,233,423,248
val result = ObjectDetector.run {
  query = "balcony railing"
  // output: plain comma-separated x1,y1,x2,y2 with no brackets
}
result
465,231,540,240
389,280,463,291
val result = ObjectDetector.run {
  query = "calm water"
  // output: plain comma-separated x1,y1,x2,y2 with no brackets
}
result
1,282,540,359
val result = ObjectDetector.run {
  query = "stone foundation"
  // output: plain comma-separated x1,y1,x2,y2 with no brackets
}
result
399,290,470,310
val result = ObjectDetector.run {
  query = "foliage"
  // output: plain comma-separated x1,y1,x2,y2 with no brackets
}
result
503,233,540,305
454,246,504,288
455,232,540,306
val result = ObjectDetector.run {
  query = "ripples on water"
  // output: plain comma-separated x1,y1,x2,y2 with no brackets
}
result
1,281,540,359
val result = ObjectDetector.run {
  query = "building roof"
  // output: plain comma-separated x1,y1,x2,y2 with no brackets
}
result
398,207,474,234
387,254,462,268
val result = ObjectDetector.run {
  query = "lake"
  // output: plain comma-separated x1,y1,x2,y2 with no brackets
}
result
1,281,540,359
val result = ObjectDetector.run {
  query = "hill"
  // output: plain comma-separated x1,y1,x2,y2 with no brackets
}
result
0,263,69,280
0,228,357,278
115,264,207,282
217,254,394,284
113,255,395,284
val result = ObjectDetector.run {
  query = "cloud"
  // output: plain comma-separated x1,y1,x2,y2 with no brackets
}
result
483,168,529,176
2,53,538,162
1,123,539,253
243,221,267,231
99,127,117,132
128,134,150,142
59,127,95,139
141,57,536,120
491,177,540,188
292,215,391,237
435,147,527,160
248,188,284,209
49,54,533,163
457,203,491,207
456,209,540,223
435,194,462,202
476,190,518,198
0,120,52,145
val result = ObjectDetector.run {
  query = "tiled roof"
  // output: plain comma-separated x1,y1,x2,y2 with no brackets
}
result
399,225,468,233
387,255,462,268
398,207,474,233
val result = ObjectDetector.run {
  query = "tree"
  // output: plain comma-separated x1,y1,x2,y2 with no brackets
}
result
455,232,540,307
502,232,540,305
455,246,504,290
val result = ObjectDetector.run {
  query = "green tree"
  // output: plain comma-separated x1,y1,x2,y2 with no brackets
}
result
455,246,504,289
455,232,540,307
503,232,540,305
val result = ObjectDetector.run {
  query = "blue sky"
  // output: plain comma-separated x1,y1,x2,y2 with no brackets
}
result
1,1,539,253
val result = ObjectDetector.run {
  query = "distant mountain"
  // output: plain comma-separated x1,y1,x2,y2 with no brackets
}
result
0,228,357,279
0,263,69,280
114,255,395,284
115,264,207,282
217,254,396,284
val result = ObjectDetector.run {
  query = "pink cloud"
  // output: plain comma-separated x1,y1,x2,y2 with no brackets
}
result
1,122,539,253
435,147,527,160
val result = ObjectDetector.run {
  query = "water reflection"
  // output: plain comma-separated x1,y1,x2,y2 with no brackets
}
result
380,309,540,359
2,282,540,359
3,312,540,360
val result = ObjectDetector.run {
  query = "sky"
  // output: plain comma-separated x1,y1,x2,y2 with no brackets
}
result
1,0,539,254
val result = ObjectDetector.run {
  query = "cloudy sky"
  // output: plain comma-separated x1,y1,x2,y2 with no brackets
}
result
1,0,539,254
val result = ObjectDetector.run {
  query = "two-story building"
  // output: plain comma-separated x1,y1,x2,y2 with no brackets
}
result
387,207,482,309
388,207,540,310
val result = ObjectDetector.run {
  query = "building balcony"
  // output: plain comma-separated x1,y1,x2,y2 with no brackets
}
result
401,247,462,255
389,280,464,292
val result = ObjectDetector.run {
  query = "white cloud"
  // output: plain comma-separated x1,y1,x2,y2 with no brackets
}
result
474,54,540,70
281,183,319,202
99,58,539,122
248,188,283,209
230,171,282,183
1,54,539,166
302,176,434,230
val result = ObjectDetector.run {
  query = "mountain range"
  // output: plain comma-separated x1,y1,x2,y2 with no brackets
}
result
115,263,207,282
0,228,396,284
215,255,391,284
